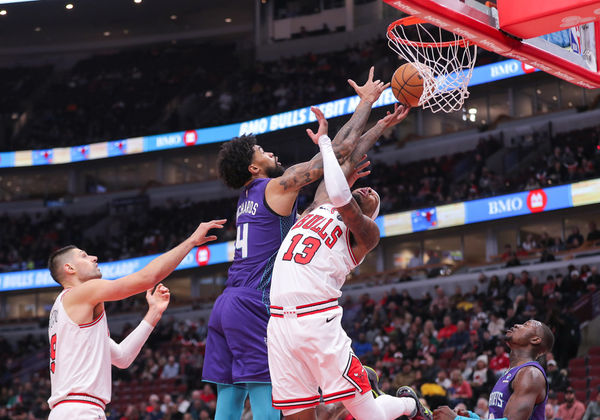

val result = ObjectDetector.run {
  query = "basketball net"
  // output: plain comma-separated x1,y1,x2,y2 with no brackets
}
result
387,17,478,113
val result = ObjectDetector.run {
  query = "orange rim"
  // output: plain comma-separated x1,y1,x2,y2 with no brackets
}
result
387,17,471,48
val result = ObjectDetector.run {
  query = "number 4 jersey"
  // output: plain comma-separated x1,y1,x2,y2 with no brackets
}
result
227,177,297,304
270,203,360,307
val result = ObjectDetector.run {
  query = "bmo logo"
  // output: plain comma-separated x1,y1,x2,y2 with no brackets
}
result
195,246,211,266
521,62,536,74
184,130,198,146
488,197,523,215
527,189,547,213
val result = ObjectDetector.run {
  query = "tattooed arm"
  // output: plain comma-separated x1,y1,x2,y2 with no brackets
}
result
265,68,388,216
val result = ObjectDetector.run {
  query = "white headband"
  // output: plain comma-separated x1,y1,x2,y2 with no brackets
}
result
370,190,381,220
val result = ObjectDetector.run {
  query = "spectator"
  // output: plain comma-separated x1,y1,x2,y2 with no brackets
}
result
474,397,490,419
546,359,569,392
522,234,538,251
431,286,450,311
547,391,560,417
446,320,470,350
438,315,458,342
161,355,180,379
393,363,416,389
547,404,557,420
505,251,521,267
470,355,495,398
353,332,374,359
507,276,527,303
582,388,600,420
567,226,584,249
436,370,452,390
447,369,473,407
489,345,510,377
557,387,586,420
487,312,505,337
146,394,163,420
587,222,600,243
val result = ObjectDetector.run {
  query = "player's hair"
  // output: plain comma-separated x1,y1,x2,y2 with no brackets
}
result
539,322,555,353
217,135,257,189
48,245,78,285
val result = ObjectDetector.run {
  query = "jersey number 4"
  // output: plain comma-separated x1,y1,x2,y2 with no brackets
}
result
236,223,249,259
282,234,321,264
50,333,57,374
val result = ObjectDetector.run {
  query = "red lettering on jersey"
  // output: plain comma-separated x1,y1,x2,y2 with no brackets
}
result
292,214,313,230
303,215,324,230
325,226,343,248
313,218,333,240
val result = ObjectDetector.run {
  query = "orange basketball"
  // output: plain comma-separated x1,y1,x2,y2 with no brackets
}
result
391,63,424,107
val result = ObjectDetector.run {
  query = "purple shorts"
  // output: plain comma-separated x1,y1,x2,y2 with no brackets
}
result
202,287,271,384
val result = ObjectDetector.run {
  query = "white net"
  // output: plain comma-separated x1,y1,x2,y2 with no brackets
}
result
387,18,478,113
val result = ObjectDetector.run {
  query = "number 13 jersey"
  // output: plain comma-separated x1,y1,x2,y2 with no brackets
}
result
271,203,359,307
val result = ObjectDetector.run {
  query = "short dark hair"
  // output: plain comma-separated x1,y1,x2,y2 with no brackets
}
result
48,245,77,285
217,135,257,189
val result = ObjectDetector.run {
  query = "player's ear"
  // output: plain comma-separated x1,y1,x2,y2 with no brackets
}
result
248,163,260,176
530,335,542,346
64,263,75,275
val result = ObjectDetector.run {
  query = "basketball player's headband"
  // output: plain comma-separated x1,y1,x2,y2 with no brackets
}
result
370,190,380,220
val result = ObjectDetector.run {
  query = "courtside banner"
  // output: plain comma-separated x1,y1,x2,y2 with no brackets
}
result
0,59,540,169
0,241,233,292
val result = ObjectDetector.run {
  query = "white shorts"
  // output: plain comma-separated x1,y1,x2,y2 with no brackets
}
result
267,304,371,414
49,402,106,420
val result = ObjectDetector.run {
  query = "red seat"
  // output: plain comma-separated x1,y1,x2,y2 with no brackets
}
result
588,355,600,366
588,346,600,356
589,366,600,377
570,366,587,377
575,391,587,402
569,358,586,369
591,388,599,400
589,378,600,388
570,378,587,390
556,392,565,403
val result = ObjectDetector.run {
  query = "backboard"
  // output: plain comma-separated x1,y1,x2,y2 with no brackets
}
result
383,0,600,88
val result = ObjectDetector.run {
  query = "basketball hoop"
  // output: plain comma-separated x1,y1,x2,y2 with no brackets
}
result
387,17,478,113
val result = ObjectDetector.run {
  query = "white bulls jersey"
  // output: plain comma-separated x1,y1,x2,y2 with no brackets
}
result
48,289,112,409
271,203,359,307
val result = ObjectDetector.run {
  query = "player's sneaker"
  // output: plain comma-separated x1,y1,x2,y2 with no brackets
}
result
396,385,432,420
364,366,385,398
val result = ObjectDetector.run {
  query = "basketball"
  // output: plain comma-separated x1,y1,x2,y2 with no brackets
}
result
391,62,424,107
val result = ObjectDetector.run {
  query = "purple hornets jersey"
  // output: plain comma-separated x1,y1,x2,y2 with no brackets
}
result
489,361,547,420
226,177,297,305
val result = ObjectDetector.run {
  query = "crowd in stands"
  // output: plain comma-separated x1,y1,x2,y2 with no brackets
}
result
2,260,600,419
0,32,508,153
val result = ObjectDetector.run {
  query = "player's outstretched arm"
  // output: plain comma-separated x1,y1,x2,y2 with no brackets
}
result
307,104,409,211
67,220,226,306
316,134,380,256
265,68,388,216
111,284,170,369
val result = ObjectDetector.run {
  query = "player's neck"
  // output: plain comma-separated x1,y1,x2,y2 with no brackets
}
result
508,348,535,368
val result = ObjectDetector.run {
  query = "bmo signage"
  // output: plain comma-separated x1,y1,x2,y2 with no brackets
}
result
465,185,571,224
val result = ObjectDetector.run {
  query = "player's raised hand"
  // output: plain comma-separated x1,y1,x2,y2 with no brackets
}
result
348,155,371,188
189,219,227,246
146,283,170,314
379,103,410,128
306,106,328,144
348,66,390,104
